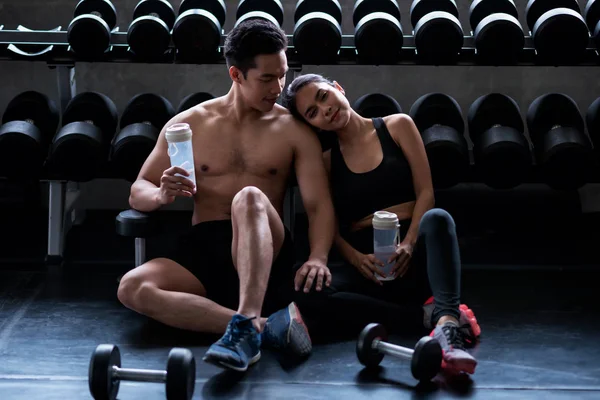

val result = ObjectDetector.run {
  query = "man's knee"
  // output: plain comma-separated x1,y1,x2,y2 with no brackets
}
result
420,208,455,235
117,274,156,315
232,186,268,216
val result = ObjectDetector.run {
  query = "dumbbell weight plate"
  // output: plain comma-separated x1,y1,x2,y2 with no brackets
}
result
293,11,343,63
585,97,600,151
2,91,60,142
62,92,119,143
89,344,121,400
134,0,176,29
468,93,524,145
469,0,518,29
414,11,464,63
112,124,159,182
294,0,343,25
237,0,284,27
74,0,118,30
411,336,442,381
166,348,196,400
527,93,584,148
235,11,281,28
355,12,403,64
525,0,580,31
532,8,589,62
178,92,215,113
173,10,223,59
120,93,175,131
353,0,401,26
584,0,600,31
356,323,388,368
410,0,459,28
128,0,176,58
473,13,524,63
353,93,402,118
179,0,226,28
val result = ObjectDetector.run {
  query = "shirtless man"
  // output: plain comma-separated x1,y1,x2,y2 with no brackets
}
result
117,19,335,372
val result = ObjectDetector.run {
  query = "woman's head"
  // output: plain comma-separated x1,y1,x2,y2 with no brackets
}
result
281,73,351,131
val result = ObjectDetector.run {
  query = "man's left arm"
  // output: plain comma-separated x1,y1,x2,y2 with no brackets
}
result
291,123,336,292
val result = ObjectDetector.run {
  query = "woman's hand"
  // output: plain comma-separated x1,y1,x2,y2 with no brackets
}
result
351,252,386,285
388,242,414,278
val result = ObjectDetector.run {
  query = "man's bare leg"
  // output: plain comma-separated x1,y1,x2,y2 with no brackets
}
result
230,186,285,331
118,258,267,334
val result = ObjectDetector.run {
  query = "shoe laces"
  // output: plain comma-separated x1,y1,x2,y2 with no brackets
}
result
222,317,255,347
441,324,466,351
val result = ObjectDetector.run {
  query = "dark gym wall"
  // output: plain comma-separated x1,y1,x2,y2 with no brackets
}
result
1,0,599,212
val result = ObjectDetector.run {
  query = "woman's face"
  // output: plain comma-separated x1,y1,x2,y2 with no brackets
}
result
294,81,350,131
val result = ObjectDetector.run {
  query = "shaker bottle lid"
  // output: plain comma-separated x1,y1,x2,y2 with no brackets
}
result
166,123,192,143
372,211,399,230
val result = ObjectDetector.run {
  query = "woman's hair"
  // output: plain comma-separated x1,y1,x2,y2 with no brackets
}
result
281,73,335,121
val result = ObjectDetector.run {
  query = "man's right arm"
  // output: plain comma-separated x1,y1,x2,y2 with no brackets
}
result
129,114,186,212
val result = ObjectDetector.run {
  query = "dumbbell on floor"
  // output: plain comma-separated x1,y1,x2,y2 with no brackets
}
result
173,0,227,60
68,0,118,58
293,0,343,64
128,0,176,59
89,344,195,400
353,0,403,64
235,0,284,28
410,0,464,63
0,91,59,179
525,0,589,64
469,0,524,64
357,323,442,381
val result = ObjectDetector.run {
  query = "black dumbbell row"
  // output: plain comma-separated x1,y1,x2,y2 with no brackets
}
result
1,89,599,191
2,0,600,66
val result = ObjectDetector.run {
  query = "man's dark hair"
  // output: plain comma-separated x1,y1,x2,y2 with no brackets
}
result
224,18,288,79
281,73,335,121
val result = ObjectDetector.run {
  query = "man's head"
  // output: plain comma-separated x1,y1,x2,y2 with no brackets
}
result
225,19,289,112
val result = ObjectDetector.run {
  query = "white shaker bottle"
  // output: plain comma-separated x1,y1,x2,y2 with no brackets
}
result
372,211,400,281
165,123,196,188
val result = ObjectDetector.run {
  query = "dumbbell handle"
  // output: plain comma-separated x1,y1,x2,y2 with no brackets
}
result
112,366,167,383
373,339,413,360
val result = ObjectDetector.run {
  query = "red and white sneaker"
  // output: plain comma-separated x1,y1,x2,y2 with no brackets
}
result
430,321,478,375
422,297,481,347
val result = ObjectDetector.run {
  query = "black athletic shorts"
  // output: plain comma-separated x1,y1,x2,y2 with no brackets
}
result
167,219,295,316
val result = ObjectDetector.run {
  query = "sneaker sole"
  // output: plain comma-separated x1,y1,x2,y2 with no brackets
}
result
203,351,261,372
287,302,312,357
441,355,477,375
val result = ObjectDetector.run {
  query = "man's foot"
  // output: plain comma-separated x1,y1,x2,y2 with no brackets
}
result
422,297,481,347
261,302,312,358
203,314,260,372
431,321,478,375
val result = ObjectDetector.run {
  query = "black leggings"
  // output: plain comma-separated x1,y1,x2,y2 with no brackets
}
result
295,208,461,335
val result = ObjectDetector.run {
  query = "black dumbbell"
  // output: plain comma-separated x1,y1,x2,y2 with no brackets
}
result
527,93,596,190
111,94,175,182
353,92,402,118
357,323,442,381
468,93,532,189
173,0,227,60
0,91,59,179
525,0,589,64
128,0,176,59
409,93,469,189
352,0,403,64
49,92,118,182
584,0,600,51
235,0,284,28
89,344,195,400
293,0,343,64
68,0,118,58
586,97,600,160
469,0,524,64
177,92,215,113
409,0,464,63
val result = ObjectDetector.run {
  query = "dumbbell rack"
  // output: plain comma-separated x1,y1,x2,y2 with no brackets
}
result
0,27,598,266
